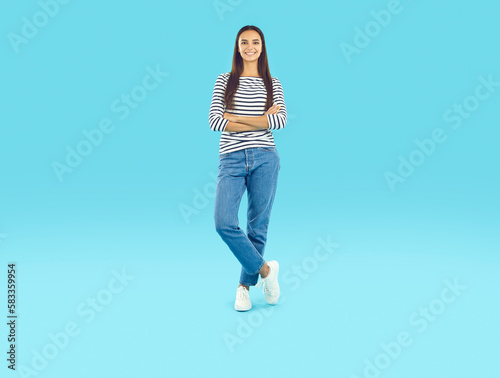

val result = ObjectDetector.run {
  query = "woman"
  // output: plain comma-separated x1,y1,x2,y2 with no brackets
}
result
208,25,287,311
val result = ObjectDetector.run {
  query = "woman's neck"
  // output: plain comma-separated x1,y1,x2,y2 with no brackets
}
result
241,62,259,77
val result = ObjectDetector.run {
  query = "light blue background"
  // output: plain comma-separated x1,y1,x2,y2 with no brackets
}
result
1,0,499,377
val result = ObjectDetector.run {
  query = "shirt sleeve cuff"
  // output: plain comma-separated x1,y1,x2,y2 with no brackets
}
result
266,114,274,130
221,117,229,132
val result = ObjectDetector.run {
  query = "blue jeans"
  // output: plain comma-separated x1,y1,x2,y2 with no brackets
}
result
214,147,280,287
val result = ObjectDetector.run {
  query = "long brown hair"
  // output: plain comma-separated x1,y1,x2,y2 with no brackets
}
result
224,25,273,111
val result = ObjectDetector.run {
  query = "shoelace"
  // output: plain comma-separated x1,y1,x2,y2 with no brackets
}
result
237,287,249,300
255,277,269,295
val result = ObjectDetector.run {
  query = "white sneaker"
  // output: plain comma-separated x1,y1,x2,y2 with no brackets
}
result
255,260,280,305
234,286,252,311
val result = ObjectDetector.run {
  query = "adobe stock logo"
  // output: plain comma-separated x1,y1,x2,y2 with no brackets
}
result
213,0,243,21
350,278,467,378
178,171,217,224
340,0,410,64
17,268,134,377
51,64,169,183
7,0,72,54
384,74,499,192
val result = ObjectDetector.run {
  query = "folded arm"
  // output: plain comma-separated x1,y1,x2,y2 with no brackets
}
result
209,74,287,133
223,113,269,131
265,78,287,130
226,79,287,130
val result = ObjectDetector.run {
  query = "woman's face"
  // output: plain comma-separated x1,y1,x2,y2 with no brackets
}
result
238,30,262,63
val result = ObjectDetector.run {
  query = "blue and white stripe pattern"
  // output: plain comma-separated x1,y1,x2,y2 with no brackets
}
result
208,72,287,155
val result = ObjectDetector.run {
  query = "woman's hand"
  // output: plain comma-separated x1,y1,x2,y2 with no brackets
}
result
223,112,237,122
265,103,281,115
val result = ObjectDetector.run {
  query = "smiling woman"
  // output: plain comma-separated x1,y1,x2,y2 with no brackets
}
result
208,27,287,151
208,25,287,312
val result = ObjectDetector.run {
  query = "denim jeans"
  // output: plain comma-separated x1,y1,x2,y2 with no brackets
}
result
214,146,280,287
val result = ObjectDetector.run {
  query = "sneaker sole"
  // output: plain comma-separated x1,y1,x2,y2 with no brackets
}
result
234,303,252,311
267,261,280,305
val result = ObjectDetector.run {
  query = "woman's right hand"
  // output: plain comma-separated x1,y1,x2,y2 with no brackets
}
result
265,103,281,115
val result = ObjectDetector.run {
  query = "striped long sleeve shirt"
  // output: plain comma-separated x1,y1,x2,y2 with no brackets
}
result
208,72,287,155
